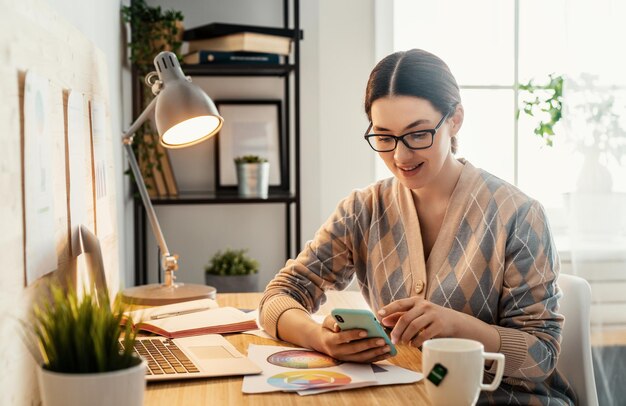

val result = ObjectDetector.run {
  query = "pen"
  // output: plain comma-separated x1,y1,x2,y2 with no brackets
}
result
150,306,211,320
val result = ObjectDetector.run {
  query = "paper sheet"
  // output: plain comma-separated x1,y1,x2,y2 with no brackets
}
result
23,71,57,285
147,306,255,332
124,298,219,322
67,91,93,257
298,361,423,395
90,99,113,238
242,344,376,394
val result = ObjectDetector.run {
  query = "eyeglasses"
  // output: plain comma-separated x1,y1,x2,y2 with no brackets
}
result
364,113,449,152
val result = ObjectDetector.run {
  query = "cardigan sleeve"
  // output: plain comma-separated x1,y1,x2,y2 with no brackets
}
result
258,191,362,339
490,200,564,382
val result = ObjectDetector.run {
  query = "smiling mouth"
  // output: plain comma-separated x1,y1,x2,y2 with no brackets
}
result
397,162,424,172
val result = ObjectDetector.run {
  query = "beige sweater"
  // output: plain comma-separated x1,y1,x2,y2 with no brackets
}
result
259,160,575,405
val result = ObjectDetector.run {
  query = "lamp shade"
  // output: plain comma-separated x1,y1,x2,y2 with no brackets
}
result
153,52,223,148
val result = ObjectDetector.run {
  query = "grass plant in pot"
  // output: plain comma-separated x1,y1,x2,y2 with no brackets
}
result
25,285,145,406
235,155,270,198
205,249,260,293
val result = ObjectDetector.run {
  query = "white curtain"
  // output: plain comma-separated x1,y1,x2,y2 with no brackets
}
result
562,1,626,405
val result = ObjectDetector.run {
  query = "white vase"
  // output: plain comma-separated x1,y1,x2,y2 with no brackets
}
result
576,150,613,193
37,360,146,406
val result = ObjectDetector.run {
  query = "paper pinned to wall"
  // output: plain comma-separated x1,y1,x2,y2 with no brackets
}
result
23,71,58,285
67,91,94,257
90,99,113,239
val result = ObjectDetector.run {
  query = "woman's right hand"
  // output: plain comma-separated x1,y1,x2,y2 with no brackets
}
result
313,315,394,363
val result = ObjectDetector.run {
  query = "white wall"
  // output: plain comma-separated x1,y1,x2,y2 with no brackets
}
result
144,0,377,289
46,0,132,287
39,0,379,291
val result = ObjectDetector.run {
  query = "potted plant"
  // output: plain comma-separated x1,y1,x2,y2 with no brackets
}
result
24,285,145,406
121,0,184,194
205,249,260,293
520,73,626,192
234,155,270,198
562,73,626,192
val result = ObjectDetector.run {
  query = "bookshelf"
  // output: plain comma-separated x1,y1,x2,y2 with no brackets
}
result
132,0,301,286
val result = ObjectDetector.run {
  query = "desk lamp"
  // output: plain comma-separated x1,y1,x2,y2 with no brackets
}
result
121,51,222,305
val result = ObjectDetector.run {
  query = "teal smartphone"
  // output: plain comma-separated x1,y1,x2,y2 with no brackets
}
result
331,308,397,356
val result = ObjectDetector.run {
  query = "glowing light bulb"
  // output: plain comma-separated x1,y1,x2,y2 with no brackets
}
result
161,115,222,148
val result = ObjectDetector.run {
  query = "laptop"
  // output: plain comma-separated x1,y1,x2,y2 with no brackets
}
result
77,225,262,381
120,335,262,381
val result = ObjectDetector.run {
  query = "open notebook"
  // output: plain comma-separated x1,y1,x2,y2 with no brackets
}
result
75,226,261,381
124,299,258,339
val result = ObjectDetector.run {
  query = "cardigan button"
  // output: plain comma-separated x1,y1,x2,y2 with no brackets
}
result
415,280,425,294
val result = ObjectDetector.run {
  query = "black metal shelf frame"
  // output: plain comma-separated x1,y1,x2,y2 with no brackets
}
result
133,0,302,286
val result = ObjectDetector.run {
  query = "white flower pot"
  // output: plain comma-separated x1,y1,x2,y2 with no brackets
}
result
37,359,146,406
236,162,270,198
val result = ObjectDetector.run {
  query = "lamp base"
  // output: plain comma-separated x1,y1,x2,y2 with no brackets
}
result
121,283,217,306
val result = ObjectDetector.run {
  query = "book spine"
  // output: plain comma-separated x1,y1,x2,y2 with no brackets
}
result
145,134,168,197
155,140,178,196
138,136,158,198
194,51,280,64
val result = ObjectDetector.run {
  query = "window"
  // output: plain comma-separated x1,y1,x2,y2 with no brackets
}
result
387,0,626,236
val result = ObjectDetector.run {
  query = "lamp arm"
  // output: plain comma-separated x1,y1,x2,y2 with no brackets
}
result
122,97,178,286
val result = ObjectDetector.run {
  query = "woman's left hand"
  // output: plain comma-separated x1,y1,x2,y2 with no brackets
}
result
378,297,463,348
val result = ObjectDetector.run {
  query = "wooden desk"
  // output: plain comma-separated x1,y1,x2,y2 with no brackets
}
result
144,291,429,405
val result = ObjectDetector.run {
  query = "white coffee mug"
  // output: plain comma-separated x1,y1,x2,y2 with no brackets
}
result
422,338,505,406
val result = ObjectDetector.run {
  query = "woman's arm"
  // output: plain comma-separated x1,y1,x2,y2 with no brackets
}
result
485,200,563,381
378,297,500,351
259,189,392,362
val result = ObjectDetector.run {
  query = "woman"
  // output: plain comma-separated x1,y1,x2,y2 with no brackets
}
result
259,49,575,405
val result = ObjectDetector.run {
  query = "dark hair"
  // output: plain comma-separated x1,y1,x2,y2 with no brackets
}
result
364,49,462,153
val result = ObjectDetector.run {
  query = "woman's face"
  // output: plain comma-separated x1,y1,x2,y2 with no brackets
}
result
369,96,457,190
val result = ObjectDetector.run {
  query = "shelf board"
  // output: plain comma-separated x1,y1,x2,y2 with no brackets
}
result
181,64,295,77
147,191,296,205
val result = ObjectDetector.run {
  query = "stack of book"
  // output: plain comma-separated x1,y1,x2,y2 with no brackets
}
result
181,22,302,65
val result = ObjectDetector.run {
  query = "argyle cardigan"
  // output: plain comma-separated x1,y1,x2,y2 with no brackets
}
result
259,160,575,405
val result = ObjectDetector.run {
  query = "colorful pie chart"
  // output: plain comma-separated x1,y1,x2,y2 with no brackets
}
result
267,370,352,390
267,350,342,369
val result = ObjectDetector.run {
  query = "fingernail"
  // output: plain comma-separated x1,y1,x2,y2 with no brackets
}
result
383,346,390,353
377,339,385,346
378,309,386,315
391,337,397,344
359,331,367,338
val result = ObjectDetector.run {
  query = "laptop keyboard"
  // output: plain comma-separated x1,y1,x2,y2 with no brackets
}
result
121,337,200,376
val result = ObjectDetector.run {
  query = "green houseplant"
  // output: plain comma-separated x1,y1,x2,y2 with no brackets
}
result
205,249,260,293
121,0,184,194
25,286,145,406
517,73,564,147
234,155,270,198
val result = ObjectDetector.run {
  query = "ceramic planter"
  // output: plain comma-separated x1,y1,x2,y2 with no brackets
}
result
205,273,259,293
236,162,270,198
37,359,146,406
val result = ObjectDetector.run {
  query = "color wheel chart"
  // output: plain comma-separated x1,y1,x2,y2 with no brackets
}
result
266,350,348,390
267,370,352,390
242,345,377,394
267,350,342,369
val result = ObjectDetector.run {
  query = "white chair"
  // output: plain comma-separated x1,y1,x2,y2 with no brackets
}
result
556,273,599,406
